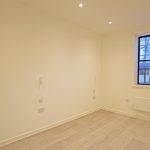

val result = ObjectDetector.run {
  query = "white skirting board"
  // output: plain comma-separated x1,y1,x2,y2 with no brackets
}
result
133,97,150,113
100,106,136,118
100,105,150,122
1,103,150,148
0,107,101,148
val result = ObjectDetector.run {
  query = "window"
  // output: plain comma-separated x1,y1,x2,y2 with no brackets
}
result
138,35,150,85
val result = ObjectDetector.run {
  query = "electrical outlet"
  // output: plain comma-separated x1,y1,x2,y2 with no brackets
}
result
38,98,44,103
94,75,96,81
38,75,44,89
125,99,129,103
92,96,96,100
93,89,96,94
38,108,45,113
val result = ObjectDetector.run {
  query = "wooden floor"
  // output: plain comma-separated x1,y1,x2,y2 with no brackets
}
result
1,110,150,150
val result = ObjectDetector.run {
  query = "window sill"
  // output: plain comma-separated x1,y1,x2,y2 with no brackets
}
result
133,84,150,88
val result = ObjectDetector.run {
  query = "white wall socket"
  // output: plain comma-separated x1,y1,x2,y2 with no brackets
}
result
38,75,44,89
125,99,129,102
38,98,44,103
92,96,96,100
38,108,45,113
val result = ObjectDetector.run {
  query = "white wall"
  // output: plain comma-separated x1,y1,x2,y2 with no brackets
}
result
2,0,150,145
101,25,150,118
0,1,102,143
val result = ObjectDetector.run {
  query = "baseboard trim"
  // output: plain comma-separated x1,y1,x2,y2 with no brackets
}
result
100,106,136,118
100,106,150,122
0,107,101,148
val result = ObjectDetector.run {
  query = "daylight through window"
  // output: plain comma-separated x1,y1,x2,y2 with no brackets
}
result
138,35,150,85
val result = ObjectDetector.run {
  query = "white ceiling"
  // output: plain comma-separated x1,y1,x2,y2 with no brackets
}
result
19,0,150,33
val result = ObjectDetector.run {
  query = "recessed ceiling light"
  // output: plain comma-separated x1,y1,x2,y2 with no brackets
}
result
108,21,112,25
79,3,83,7
79,0,83,8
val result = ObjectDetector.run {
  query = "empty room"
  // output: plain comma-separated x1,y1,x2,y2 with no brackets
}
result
1,0,150,149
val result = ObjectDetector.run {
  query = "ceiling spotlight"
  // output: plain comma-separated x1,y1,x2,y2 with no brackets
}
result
79,0,83,8
79,3,83,7
108,21,112,25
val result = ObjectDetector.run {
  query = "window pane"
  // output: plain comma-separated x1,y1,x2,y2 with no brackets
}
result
139,36,150,60
139,61,150,84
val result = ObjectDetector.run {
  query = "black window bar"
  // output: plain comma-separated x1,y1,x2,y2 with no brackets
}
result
137,35,150,85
